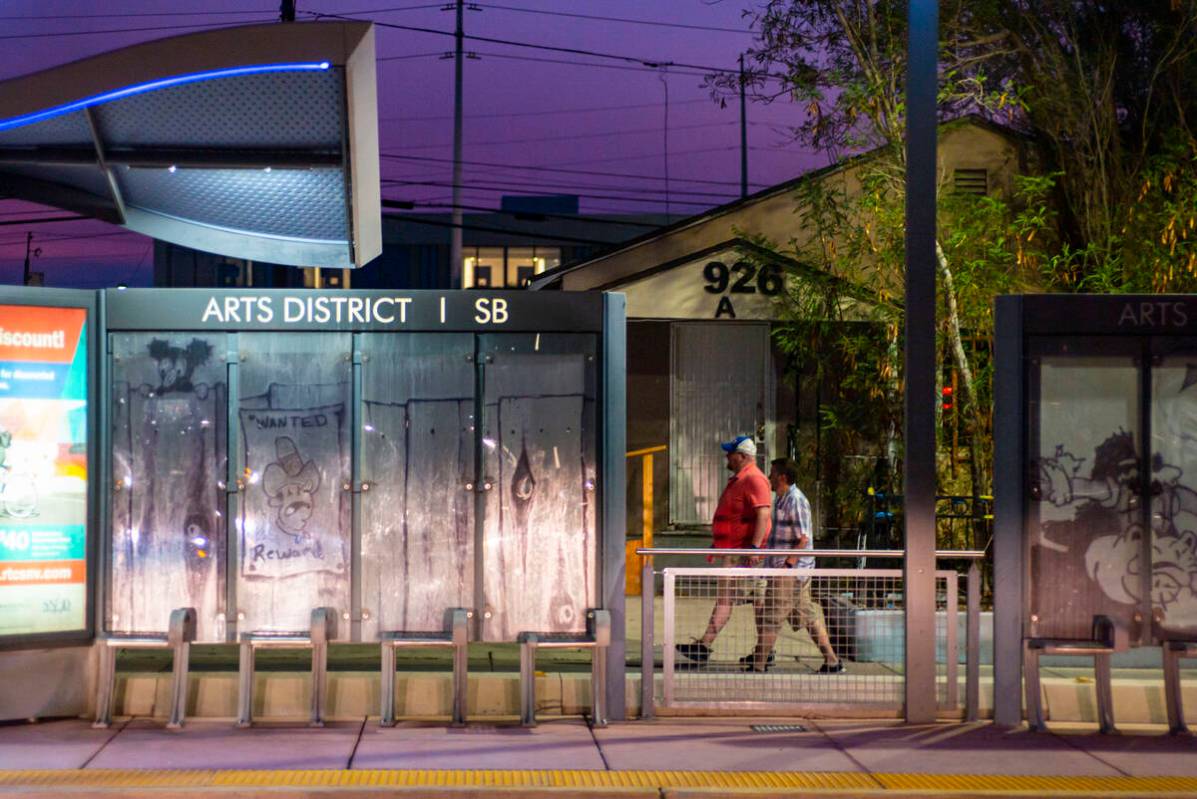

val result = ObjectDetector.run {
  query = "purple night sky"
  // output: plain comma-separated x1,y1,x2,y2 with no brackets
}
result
0,1,819,287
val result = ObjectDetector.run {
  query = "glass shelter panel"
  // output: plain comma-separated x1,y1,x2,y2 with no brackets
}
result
237,333,350,634
360,334,475,638
1029,352,1142,640
479,333,597,640
1149,353,1197,635
109,333,227,640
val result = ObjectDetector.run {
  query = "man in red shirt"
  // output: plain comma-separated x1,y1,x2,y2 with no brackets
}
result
675,435,772,664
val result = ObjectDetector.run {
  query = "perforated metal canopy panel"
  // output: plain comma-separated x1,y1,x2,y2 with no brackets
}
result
0,22,380,269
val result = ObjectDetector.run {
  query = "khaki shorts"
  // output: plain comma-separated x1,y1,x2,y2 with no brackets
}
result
756,575,798,633
758,576,827,637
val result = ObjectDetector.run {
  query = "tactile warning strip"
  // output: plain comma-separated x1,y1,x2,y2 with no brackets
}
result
0,769,1196,794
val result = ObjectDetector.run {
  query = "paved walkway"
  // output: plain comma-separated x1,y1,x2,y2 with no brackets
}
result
2,716,1196,796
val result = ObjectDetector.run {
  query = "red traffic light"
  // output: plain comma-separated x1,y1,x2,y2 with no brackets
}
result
941,385,953,410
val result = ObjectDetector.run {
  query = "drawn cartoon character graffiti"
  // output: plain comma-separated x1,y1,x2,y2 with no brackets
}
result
1037,429,1197,629
147,338,213,395
262,436,321,542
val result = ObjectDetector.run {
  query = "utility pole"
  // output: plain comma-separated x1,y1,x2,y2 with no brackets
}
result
739,53,748,199
22,233,36,286
280,0,296,22
659,69,670,219
450,0,465,288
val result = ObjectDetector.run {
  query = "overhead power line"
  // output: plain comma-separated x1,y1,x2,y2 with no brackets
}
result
385,177,719,207
385,119,734,150
0,18,275,41
0,214,88,227
0,8,274,20
378,51,446,61
463,50,709,78
464,50,708,78
554,144,739,167
475,3,754,35
379,153,770,189
381,167,737,198
381,207,614,245
386,199,665,228
385,97,713,122
382,175,735,201
0,4,442,21
303,10,782,80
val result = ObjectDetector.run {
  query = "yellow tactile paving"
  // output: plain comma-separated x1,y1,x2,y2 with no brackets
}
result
0,769,1195,794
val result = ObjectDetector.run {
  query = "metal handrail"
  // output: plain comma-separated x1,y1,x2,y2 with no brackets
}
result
636,547,986,559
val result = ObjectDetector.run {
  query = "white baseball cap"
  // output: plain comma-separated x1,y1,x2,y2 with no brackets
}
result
720,435,756,458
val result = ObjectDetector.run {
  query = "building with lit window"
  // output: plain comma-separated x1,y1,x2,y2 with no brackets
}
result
154,195,673,289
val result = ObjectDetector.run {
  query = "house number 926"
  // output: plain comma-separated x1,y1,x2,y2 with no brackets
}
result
702,261,782,296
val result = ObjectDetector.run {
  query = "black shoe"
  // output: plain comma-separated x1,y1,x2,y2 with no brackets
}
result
738,652,774,669
675,642,711,663
741,660,772,673
817,661,845,674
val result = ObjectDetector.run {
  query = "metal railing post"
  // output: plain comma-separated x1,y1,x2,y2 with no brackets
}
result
944,572,959,711
966,561,980,722
640,553,654,719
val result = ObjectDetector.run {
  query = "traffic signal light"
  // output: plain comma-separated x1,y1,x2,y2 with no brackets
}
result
941,385,954,412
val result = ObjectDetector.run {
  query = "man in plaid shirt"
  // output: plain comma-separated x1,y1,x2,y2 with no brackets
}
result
743,458,843,673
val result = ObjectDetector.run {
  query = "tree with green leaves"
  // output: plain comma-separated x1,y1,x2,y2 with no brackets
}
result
711,0,1197,532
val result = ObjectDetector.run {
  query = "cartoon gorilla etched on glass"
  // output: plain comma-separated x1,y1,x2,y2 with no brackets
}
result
262,436,321,542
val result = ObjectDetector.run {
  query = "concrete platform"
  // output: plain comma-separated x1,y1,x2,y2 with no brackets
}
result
1,716,1196,797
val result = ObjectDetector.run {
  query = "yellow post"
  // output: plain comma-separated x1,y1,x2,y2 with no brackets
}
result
642,452,654,549
625,445,666,596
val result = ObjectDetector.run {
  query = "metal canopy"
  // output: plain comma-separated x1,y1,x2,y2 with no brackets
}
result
0,22,381,269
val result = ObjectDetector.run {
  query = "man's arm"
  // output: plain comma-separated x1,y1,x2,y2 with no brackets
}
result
751,505,771,548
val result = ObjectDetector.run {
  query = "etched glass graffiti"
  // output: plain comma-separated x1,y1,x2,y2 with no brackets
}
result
109,334,227,640
106,328,604,642
1030,355,1141,639
360,334,475,638
237,333,350,634
1033,353,1197,638
479,333,597,640
1149,357,1197,633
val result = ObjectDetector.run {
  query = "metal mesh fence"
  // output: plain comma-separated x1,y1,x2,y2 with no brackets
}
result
662,567,958,710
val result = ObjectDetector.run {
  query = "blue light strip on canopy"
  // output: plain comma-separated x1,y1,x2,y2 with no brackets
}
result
0,61,332,133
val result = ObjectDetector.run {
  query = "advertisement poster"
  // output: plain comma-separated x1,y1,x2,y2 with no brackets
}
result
0,305,88,638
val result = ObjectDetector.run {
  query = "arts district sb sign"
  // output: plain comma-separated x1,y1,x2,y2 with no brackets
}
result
0,305,89,638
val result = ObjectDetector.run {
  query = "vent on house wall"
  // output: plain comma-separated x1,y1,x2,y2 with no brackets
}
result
953,168,988,196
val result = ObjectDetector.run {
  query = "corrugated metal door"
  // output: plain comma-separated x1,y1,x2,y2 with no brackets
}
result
669,322,773,526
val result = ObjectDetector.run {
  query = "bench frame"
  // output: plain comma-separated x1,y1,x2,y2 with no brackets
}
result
518,609,610,728
94,607,196,729
379,608,471,727
1162,637,1197,735
237,607,337,728
1023,614,1127,734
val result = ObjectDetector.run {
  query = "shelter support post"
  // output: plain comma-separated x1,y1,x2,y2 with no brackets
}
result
992,297,1024,727
903,0,939,725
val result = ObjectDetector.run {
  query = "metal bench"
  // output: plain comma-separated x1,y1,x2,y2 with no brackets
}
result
1162,637,1197,735
1023,614,1128,734
517,609,610,728
237,607,337,728
380,608,471,727
94,607,196,729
